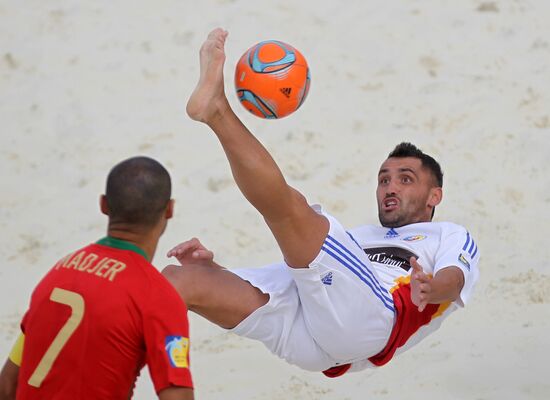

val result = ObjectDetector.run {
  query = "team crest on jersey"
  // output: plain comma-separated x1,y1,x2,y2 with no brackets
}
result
384,228,399,239
458,254,471,270
165,335,189,368
402,235,427,242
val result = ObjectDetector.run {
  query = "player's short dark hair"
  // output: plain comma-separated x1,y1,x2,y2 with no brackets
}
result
388,142,443,187
105,156,171,227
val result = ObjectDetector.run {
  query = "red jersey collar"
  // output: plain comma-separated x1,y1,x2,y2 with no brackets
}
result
96,236,147,259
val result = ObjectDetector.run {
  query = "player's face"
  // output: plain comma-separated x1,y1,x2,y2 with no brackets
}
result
376,157,442,228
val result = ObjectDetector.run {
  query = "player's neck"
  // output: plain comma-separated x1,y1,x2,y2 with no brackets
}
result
106,224,161,262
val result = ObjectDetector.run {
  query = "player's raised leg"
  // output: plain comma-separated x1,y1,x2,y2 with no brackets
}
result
187,28,328,268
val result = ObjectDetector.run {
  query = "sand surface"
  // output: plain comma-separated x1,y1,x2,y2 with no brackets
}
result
1,1,549,399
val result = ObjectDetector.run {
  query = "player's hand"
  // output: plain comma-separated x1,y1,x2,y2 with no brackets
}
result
410,257,432,312
167,238,214,266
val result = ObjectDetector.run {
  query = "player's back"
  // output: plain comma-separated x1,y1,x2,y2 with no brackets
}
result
16,237,176,399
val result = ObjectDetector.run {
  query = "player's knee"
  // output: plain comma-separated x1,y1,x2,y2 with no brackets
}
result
161,264,182,283
162,265,193,302
162,264,216,310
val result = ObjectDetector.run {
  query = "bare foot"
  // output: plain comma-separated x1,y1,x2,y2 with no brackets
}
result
186,28,231,124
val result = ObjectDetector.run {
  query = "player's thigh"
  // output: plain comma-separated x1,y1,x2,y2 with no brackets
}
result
162,264,268,329
266,190,330,268
290,215,395,361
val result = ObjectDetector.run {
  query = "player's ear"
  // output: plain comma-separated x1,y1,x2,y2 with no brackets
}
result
428,187,442,208
100,195,109,216
165,199,174,220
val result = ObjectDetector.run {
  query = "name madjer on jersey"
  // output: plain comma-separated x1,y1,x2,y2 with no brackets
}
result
54,250,126,281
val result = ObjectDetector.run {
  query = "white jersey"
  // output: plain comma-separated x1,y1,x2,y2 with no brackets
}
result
349,222,479,305
345,221,480,372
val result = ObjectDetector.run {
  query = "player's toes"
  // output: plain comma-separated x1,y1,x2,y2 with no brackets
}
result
207,28,227,42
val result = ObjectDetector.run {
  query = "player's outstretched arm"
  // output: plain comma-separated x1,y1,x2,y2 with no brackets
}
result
0,358,18,400
410,257,465,312
186,28,328,268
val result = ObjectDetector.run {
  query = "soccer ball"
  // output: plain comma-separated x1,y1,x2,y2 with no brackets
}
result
234,40,310,119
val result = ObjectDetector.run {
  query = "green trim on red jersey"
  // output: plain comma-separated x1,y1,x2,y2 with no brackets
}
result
96,237,147,259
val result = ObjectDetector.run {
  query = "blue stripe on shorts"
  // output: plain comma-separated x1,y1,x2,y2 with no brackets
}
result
322,235,394,312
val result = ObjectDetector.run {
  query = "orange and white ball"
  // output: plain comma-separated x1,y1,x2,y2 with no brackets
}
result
234,40,311,119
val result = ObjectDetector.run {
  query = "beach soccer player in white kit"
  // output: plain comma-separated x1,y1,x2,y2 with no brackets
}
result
162,28,480,376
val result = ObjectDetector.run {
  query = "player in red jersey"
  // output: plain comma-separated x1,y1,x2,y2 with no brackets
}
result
0,157,194,400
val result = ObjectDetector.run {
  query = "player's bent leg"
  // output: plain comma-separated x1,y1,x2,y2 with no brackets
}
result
263,189,330,268
162,264,268,329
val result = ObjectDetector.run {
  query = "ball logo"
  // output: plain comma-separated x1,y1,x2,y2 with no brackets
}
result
280,87,292,98
165,335,189,368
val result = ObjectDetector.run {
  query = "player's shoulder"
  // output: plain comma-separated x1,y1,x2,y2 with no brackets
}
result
125,255,172,289
54,243,94,264
141,266,188,314
132,259,183,294
429,221,471,236
141,262,173,287
432,220,465,229
379,222,473,248
425,222,480,255
121,259,187,312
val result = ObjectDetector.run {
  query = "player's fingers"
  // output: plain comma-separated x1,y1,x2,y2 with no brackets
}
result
416,273,431,284
167,244,189,258
167,238,201,257
192,249,214,260
419,283,431,293
416,293,428,312
410,257,423,273
412,270,428,283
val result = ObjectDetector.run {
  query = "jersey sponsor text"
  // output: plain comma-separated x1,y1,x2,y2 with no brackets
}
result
363,246,417,272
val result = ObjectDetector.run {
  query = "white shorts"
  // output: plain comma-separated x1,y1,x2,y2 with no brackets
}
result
229,211,395,371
